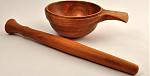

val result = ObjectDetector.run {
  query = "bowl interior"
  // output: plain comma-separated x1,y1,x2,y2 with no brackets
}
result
46,1,101,17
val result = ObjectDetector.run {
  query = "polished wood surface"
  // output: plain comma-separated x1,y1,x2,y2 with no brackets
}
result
5,19,138,75
45,1,128,38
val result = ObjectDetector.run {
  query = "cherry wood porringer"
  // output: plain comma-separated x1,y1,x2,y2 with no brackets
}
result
45,1,128,38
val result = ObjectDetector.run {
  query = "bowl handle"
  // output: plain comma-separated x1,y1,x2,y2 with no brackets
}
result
99,9,129,23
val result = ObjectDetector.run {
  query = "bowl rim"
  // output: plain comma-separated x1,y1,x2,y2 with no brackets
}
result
45,1,103,19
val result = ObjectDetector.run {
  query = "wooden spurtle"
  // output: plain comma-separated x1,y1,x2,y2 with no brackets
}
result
5,19,138,75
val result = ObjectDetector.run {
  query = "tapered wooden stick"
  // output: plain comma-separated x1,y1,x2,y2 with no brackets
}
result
5,19,138,75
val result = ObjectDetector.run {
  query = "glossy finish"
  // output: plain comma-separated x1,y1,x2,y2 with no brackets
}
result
5,19,138,75
45,1,128,38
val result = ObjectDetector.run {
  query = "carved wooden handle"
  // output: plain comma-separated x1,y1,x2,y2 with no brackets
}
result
5,19,138,75
100,9,128,23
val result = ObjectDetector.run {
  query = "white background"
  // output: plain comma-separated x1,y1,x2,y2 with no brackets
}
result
0,0,149,76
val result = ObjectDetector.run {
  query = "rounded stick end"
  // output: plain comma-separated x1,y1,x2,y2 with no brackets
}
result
132,64,139,75
5,19,17,34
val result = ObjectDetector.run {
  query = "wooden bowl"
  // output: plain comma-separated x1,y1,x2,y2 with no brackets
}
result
45,1,128,38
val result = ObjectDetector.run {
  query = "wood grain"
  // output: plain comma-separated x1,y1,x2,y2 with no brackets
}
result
5,19,138,75
45,1,128,38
